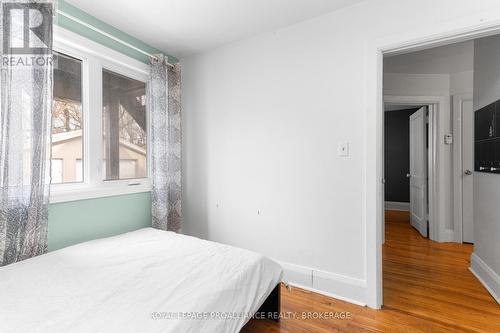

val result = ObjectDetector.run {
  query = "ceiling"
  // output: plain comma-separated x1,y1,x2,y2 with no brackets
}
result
66,0,364,58
384,41,474,75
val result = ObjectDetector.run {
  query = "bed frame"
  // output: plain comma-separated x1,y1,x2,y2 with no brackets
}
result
255,283,281,321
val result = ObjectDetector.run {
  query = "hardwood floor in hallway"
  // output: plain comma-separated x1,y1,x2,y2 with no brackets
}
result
242,210,500,332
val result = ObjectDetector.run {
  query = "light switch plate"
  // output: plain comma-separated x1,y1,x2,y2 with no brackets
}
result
338,141,349,157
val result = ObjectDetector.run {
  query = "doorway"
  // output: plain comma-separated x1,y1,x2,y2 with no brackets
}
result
383,96,443,242
381,40,484,315
366,19,500,312
384,105,430,238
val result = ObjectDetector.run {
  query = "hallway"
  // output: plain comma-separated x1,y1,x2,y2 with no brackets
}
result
243,211,500,332
383,210,500,332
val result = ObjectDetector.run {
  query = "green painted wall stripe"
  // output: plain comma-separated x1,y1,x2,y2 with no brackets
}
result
56,1,178,64
48,192,152,251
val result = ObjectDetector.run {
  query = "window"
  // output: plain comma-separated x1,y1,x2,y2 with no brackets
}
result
50,31,151,203
102,69,147,180
51,52,83,184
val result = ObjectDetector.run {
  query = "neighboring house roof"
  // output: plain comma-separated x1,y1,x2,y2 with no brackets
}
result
52,129,82,143
52,130,146,155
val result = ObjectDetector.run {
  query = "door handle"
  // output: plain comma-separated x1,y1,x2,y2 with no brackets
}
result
464,169,472,175
406,173,411,178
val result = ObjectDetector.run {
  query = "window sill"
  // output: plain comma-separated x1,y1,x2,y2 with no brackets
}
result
50,183,151,204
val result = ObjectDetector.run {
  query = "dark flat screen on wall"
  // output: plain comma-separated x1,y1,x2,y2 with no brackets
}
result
475,100,500,173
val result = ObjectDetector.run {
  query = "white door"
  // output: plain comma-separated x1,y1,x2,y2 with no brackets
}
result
462,100,474,243
409,107,428,237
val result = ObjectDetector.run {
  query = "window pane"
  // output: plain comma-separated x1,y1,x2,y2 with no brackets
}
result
102,70,147,180
51,52,83,184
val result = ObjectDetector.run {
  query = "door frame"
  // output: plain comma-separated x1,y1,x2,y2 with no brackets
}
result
384,96,443,242
365,18,500,309
452,93,474,243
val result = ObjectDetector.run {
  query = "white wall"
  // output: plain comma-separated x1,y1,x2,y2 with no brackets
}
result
471,35,500,303
451,70,474,95
384,73,450,96
181,0,500,306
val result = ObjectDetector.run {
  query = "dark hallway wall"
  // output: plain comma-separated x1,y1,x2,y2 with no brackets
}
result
384,108,419,202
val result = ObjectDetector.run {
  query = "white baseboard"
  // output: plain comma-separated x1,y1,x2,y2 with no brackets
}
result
279,261,313,287
384,201,410,211
440,228,456,243
470,253,500,305
278,261,367,306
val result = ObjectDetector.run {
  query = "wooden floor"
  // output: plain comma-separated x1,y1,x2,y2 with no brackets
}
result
242,210,500,332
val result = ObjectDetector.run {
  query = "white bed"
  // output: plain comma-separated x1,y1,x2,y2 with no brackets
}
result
0,228,282,333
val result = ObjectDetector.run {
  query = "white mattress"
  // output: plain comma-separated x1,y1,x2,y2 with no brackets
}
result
0,228,282,333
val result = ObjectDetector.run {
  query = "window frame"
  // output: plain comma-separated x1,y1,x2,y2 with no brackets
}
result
50,27,151,204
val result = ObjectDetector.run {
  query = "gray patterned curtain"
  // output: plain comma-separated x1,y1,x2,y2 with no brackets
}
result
149,56,181,232
0,2,53,266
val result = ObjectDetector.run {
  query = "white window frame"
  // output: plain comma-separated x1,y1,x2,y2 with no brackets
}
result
50,26,151,203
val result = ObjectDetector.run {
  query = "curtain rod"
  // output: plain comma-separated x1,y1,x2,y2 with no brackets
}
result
56,10,174,67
